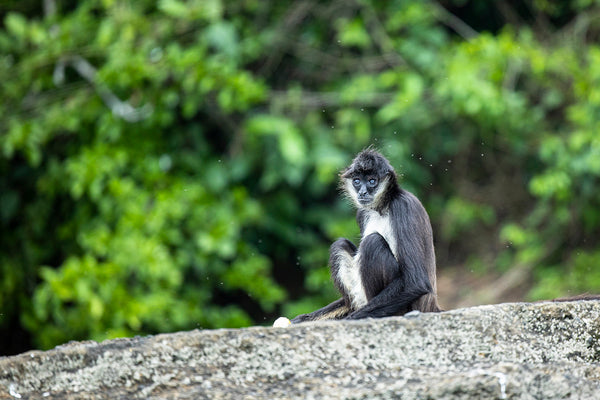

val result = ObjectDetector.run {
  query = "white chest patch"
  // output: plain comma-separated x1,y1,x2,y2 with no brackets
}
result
361,210,398,260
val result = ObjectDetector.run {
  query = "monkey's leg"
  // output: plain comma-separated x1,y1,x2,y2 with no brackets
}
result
329,238,357,301
290,238,357,324
346,233,431,319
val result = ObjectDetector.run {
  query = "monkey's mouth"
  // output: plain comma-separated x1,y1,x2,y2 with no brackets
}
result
358,197,372,205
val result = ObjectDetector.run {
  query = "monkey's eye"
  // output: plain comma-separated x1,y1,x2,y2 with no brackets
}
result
368,178,377,186
352,178,361,187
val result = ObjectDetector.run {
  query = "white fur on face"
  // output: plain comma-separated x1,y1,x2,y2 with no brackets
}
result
370,176,389,209
343,176,390,210
344,178,361,208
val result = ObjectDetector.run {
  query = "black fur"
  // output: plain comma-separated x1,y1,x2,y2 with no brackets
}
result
292,149,441,324
358,233,399,299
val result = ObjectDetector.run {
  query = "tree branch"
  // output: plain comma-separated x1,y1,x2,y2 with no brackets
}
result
431,3,478,41
53,56,153,122
270,89,395,110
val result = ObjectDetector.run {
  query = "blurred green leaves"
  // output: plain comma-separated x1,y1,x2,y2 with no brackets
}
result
2,0,600,353
158,0,223,21
335,18,371,48
246,115,307,167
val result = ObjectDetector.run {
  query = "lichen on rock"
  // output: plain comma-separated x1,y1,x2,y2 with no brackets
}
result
1,301,600,399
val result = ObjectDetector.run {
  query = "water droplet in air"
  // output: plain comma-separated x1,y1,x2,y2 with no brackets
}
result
149,47,163,62
158,154,172,172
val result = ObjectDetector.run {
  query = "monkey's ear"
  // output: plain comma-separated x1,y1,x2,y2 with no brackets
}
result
382,166,396,180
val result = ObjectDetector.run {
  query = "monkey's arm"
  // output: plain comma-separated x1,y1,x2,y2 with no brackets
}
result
291,298,350,324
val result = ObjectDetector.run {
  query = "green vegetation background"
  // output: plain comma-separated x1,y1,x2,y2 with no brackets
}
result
2,0,600,354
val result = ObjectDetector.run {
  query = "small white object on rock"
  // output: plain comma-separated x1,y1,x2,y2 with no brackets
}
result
404,310,421,318
272,317,291,328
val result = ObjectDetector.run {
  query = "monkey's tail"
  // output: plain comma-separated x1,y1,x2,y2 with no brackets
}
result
548,293,600,302
413,293,443,313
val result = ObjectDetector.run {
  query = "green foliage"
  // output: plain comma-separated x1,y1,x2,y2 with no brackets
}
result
530,250,600,300
2,0,600,353
440,197,496,241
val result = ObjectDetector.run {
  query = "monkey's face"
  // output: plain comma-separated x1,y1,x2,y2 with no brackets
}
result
344,174,388,208
350,175,379,205
341,149,396,209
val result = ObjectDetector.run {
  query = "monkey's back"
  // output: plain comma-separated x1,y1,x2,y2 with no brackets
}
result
393,190,441,313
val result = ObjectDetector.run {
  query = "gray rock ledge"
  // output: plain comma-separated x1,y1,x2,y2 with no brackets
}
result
2,301,600,399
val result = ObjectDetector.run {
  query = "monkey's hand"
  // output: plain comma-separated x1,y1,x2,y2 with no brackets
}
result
272,317,291,328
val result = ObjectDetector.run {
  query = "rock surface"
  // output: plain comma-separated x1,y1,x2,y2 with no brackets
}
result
1,301,600,399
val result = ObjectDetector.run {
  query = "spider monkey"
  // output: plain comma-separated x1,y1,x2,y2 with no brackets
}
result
292,148,441,323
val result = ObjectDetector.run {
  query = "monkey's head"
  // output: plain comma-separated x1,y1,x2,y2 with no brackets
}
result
341,149,398,210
